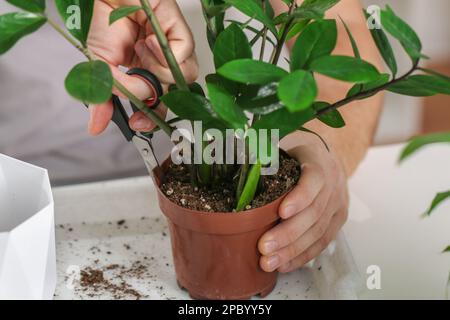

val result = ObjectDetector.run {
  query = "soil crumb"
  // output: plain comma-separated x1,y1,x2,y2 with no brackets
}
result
76,261,149,300
161,153,300,212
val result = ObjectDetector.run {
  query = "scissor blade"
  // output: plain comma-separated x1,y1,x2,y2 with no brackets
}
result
132,136,160,177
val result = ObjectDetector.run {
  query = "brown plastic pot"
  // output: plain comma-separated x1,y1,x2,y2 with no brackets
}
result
153,159,286,300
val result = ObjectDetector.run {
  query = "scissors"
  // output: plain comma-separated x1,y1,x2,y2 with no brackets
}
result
85,68,164,181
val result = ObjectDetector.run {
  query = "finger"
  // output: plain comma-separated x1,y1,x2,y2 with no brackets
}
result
149,0,195,65
258,189,330,256
279,163,325,219
135,41,198,84
129,105,167,132
277,209,347,273
88,101,113,136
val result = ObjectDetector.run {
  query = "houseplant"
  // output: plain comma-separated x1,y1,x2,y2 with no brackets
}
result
1,0,450,299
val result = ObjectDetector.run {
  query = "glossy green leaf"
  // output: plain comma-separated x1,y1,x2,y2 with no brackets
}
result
299,0,341,13
0,12,47,55
423,191,450,217
207,82,248,129
310,55,380,83
109,6,141,25
291,19,337,71
388,74,450,97
65,61,113,104
218,59,288,85
223,0,277,36
205,73,240,96
298,127,330,151
442,245,450,253
399,132,450,162
364,10,397,77
161,91,225,130
213,23,252,69
346,73,390,98
6,0,46,13
312,102,345,128
237,83,284,115
55,0,94,46
339,16,360,58
380,5,422,63
252,108,315,139
286,19,310,41
278,70,317,112
236,162,261,212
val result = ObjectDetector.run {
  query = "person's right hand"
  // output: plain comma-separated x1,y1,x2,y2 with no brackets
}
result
87,0,198,135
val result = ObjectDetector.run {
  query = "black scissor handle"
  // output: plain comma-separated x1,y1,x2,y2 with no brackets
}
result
127,68,164,113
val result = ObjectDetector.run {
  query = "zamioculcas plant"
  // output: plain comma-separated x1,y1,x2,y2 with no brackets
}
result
400,132,450,295
2,0,450,299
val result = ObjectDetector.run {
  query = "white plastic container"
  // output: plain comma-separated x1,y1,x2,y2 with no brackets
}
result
0,154,56,300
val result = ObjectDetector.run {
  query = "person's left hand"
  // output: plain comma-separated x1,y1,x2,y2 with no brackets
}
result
258,133,349,273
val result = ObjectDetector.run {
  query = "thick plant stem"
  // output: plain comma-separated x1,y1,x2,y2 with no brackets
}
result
140,0,189,91
271,3,295,65
47,17,172,136
236,159,249,202
316,61,420,117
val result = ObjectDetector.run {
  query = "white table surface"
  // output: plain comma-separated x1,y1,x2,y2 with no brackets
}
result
345,143,450,299
52,143,450,299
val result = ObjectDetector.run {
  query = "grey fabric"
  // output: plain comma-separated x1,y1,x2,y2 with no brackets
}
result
0,2,170,186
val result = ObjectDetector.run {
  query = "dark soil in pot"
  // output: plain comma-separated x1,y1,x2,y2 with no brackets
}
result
161,152,300,212
154,152,301,300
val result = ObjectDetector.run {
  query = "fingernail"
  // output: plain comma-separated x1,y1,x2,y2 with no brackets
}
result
267,255,280,271
135,41,144,57
263,240,278,254
133,118,150,131
283,205,296,218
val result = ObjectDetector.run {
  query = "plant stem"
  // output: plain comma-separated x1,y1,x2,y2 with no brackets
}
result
316,61,420,117
236,161,249,202
140,0,189,91
113,80,173,135
271,3,295,65
47,17,173,136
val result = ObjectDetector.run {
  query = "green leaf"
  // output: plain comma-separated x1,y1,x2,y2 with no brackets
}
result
207,82,248,129
237,83,284,115
55,0,94,46
388,75,450,97
312,102,345,128
236,162,262,212
364,10,397,77
109,6,141,25
205,73,240,96
278,70,317,112
423,191,450,217
0,12,47,55
286,19,310,41
65,61,113,104
299,0,341,13
253,108,315,139
380,5,422,63
442,245,450,253
223,0,277,36
213,23,252,69
399,132,450,162
291,19,337,71
218,59,288,85
339,16,360,58
298,127,329,151
346,73,390,98
310,55,380,83
161,91,225,130
6,0,46,13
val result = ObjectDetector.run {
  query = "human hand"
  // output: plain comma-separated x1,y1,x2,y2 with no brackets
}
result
87,0,198,135
258,132,349,273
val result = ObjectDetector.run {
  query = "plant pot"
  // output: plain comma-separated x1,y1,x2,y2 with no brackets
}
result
154,159,285,300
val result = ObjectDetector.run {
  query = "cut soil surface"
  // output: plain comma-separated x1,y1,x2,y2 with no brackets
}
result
161,153,300,212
